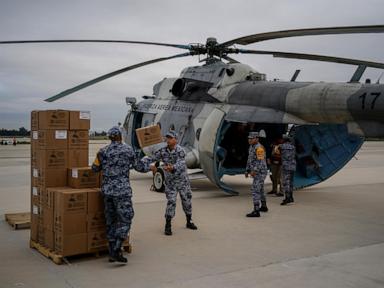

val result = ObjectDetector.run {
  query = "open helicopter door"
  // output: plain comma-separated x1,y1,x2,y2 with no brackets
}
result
292,124,364,189
198,107,238,195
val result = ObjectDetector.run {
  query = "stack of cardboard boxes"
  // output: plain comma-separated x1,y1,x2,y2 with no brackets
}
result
30,110,109,257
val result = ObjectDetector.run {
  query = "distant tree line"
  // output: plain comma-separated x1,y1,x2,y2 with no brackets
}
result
92,131,107,136
0,127,30,137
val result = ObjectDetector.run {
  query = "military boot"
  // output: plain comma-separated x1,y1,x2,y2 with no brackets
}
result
260,201,269,212
246,205,260,217
113,238,127,263
246,210,260,217
108,241,116,263
280,198,293,206
186,215,198,230
164,217,172,236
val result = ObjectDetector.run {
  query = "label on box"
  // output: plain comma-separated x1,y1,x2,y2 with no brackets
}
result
72,169,79,178
80,111,91,120
33,168,39,178
55,130,67,139
32,187,38,196
32,131,38,140
33,205,39,215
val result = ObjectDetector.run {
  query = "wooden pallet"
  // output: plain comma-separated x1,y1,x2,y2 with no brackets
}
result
5,212,31,230
30,240,132,265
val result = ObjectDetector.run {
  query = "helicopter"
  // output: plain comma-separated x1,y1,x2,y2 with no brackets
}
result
2,25,384,194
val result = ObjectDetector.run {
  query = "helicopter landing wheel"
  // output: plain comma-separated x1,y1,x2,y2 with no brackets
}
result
153,168,165,192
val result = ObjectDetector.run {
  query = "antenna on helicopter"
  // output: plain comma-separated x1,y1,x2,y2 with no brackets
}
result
290,70,301,82
350,65,367,83
376,72,384,84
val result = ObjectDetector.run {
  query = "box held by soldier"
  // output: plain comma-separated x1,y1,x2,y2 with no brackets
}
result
135,125,163,148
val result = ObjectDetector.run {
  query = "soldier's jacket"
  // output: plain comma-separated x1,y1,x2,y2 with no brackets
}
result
279,142,296,171
151,144,188,181
92,141,150,196
246,143,268,173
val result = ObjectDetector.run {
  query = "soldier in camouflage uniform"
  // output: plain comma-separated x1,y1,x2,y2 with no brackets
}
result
279,135,297,205
245,131,269,217
92,126,150,263
150,131,197,235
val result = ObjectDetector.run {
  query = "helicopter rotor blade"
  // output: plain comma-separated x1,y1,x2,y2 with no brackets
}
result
220,25,384,47
0,39,191,50
44,52,191,102
237,49,384,69
221,55,239,63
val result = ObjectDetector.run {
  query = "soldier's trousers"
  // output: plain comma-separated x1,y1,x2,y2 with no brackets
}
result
251,172,267,209
270,163,281,193
164,185,192,219
104,194,134,241
281,169,294,200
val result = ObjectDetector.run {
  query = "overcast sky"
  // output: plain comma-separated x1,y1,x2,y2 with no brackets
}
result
1,0,384,131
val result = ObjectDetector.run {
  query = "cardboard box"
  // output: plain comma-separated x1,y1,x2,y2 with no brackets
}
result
38,169,68,187
43,229,55,250
31,186,40,206
135,125,163,148
68,149,89,168
68,130,89,150
41,206,54,231
88,189,104,213
88,231,108,252
87,213,106,232
55,233,88,257
30,206,40,242
55,188,88,214
38,223,45,245
31,131,39,155
31,147,39,167
39,149,68,170
31,167,41,186
68,167,100,189
43,187,68,208
55,213,87,235
38,130,68,149
38,110,69,130
31,111,39,131
41,188,57,209
70,111,91,130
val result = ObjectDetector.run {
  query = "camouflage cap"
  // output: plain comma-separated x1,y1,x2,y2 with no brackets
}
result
165,130,178,139
108,126,122,137
248,131,259,139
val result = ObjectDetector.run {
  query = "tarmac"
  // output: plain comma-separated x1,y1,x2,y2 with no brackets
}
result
0,141,383,288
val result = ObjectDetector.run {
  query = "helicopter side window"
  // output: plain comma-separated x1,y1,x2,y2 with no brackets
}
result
218,68,226,77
